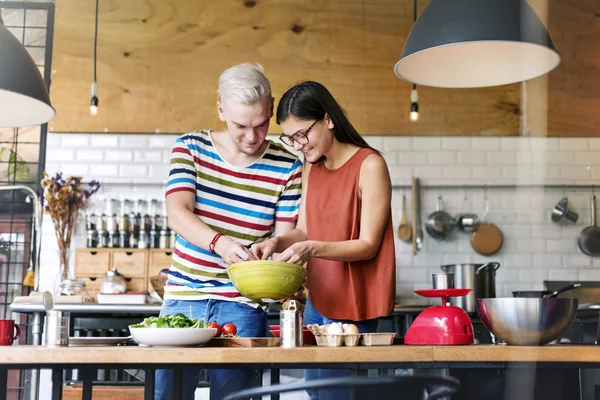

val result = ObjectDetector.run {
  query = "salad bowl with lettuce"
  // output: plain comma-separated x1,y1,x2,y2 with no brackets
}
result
129,314,217,347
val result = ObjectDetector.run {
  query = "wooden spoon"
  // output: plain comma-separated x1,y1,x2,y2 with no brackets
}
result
397,194,412,242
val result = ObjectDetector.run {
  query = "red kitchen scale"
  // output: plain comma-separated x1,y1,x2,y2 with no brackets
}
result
404,289,474,345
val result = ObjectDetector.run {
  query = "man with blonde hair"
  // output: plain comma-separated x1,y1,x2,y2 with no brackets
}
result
157,63,302,399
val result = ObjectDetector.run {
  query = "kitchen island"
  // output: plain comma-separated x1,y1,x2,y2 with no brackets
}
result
0,345,594,400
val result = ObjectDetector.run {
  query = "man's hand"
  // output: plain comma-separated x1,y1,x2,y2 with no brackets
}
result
214,236,257,264
249,238,278,260
276,241,314,265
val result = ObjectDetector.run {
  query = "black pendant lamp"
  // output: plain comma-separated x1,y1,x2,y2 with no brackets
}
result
0,14,55,127
394,0,561,88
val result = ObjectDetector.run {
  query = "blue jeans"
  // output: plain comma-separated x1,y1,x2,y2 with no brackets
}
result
155,299,267,400
304,298,379,400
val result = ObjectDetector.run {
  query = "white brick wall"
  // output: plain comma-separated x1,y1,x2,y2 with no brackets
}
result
40,133,600,304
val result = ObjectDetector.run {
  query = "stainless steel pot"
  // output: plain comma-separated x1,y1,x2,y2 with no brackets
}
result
440,262,500,313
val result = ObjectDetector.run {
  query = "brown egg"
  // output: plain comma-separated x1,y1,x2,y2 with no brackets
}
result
344,324,359,334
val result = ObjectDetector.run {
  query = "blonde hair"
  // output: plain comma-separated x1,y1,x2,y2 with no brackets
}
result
218,63,272,104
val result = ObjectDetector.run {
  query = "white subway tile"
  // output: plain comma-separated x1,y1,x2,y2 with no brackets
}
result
105,150,133,162
472,166,503,181
442,137,471,150
515,152,533,165
61,163,89,176
427,151,456,165
388,166,413,184
562,255,593,268
134,150,162,163
383,137,411,151
46,133,61,147
531,137,559,151
363,137,383,151
500,224,532,238
46,149,75,162
119,135,149,149
397,152,427,165
413,254,444,268
443,166,472,180
531,224,562,238
487,152,516,165
120,165,148,178
519,269,548,282
579,270,600,281
148,164,171,180
148,135,177,149
396,283,415,297
502,254,532,268
516,238,546,253
495,268,520,283
397,268,428,283
457,151,485,165
574,152,600,166
424,240,458,254
589,138,600,151
413,166,443,179
471,137,500,151
502,166,532,181
560,138,589,151
561,166,591,181
382,151,397,166
500,137,528,151
548,269,578,280
58,134,90,148
396,254,414,269
90,135,119,148
76,149,103,162
412,137,442,150
539,151,574,166
532,165,561,182
90,164,118,177
533,254,563,268
44,162,61,174
546,239,577,253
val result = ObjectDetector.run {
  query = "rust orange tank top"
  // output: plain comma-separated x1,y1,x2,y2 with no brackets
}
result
306,147,396,321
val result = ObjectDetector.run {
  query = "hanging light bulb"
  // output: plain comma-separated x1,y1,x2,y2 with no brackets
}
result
89,0,100,116
89,82,98,116
410,86,419,122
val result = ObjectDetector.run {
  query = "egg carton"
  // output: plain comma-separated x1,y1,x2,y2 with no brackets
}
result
361,333,395,346
314,334,361,347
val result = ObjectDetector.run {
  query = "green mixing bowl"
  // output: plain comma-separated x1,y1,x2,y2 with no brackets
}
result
227,260,307,302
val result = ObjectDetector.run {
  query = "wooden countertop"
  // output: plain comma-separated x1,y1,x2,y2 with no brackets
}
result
1,345,599,366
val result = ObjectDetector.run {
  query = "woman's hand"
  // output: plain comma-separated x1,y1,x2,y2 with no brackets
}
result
276,241,315,265
249,238,278,260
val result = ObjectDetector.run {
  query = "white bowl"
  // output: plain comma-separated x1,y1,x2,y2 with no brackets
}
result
129,327,217,347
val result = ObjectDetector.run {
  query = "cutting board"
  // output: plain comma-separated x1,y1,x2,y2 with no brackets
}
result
207,337,280,347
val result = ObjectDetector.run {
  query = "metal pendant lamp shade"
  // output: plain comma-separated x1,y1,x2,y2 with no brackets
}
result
394,0,561,88
0,15,55,127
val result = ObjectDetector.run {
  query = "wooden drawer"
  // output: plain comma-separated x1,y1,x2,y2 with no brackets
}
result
74,249,111,276
148,249,174,277
112,249,147,277
80,277,102,296
125,277,147,293
64,385,143,400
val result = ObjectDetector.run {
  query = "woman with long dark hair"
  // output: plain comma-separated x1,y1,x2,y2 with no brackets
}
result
251,81,395,400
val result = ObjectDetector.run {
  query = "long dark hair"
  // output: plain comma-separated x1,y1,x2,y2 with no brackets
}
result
276,81,379,154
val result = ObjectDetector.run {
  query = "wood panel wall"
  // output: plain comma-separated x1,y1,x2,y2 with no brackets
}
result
48,0,599,136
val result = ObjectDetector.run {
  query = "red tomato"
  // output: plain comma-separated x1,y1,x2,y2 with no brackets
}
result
222,323,237,336
207,322,222,337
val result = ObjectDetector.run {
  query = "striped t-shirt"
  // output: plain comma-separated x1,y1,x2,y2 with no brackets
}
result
164,130,303,305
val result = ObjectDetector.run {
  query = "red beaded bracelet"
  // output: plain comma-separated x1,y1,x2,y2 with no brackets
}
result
209,233,224,254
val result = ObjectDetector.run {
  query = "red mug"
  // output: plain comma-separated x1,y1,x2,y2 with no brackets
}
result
0,319,20,346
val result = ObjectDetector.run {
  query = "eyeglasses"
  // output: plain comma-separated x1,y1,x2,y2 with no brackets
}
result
279,120,317,147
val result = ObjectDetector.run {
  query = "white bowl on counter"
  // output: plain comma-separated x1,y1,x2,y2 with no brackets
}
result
129,327,217,347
